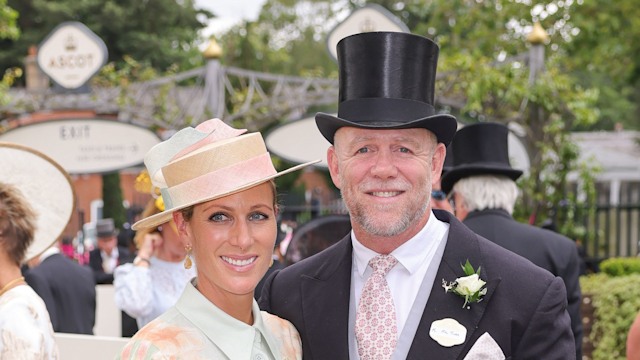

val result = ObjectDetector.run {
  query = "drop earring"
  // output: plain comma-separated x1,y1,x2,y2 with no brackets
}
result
184,244,193,269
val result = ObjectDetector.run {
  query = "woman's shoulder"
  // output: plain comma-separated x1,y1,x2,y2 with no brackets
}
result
118,310,206,359
260,311,302,359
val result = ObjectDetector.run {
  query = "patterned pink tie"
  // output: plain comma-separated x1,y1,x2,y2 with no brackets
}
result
356,255,398,360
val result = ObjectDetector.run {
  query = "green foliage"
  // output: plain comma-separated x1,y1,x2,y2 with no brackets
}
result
0,0,19,40
101,172,126,230
0,0,212,78
0,0,19,110
580,273,640,360
600,257,640,277
0,67,20,108
561,0,640,130
218,0,338,77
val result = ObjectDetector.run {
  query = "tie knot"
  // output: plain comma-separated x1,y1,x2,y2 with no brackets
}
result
369,255,397,275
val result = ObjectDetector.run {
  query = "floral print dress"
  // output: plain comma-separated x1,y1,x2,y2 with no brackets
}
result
118,279,302,360
0,284,59,359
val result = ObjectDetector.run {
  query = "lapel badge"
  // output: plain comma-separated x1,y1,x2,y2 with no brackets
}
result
429,318,467,347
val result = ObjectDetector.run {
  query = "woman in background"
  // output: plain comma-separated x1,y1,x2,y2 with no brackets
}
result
114,193,196,329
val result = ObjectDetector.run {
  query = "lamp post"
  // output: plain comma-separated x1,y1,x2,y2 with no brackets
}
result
202,37,224,119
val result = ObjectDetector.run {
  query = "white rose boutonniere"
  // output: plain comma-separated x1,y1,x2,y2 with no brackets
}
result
442,260,487,309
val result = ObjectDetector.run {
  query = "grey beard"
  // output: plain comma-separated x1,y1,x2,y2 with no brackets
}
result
342,190,429,237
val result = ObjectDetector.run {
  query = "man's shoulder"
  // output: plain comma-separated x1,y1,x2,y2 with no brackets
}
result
277,237,350,279
474,232,557,282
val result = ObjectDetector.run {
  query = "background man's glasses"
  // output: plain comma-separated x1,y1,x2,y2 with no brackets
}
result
431,190,447,201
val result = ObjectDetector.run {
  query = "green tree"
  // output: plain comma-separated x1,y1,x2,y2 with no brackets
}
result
102,172,126,230
0,0,19,108
0,0,18,40
221,0,602,235
0,0,213,79
562,0,640,130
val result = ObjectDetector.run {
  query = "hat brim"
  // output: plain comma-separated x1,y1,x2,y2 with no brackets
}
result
315,112,458,146
441,164,523,194
132,160,320,231
0,142,76,262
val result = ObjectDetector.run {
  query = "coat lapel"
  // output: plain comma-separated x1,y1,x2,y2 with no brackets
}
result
407,211,501,360
301,237,353,359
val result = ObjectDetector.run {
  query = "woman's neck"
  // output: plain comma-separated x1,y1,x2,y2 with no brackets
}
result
0,262,24,289
155,246,184,263
196,279,255,325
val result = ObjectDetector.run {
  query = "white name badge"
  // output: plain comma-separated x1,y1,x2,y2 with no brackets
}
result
429,318,467,347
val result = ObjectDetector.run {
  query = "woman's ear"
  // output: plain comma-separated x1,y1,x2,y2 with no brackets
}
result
172,212,190,243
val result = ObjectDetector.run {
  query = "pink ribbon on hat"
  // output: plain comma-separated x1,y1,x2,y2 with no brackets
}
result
144,119,247,189
164,152,277,209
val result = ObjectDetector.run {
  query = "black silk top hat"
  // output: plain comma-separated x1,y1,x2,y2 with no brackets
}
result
441,122,523,194
315,31,458,145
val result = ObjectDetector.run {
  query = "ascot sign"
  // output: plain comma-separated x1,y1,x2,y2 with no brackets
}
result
37,22,108,89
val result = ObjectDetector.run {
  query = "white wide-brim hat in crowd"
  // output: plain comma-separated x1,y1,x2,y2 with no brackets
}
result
132,119,320,231
0,142,76,262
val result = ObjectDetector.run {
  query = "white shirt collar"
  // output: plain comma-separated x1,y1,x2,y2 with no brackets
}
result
352,210,446,276
39,246,60,262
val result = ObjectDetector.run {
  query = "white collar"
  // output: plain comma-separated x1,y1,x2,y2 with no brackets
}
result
38,246,60,262
352,210,447,276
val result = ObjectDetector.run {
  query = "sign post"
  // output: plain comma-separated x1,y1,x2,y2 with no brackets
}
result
37,21,108,90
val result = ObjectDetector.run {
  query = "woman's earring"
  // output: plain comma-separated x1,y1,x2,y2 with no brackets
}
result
184,244,193,269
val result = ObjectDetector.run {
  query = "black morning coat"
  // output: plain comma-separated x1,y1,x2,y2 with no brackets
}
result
259,210,576,360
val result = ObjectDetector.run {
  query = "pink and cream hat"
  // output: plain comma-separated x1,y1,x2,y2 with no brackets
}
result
132,119,320,230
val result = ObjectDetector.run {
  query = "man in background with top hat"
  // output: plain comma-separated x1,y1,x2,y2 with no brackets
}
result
260,31,575,359
88,218,132,285
441,121,583,358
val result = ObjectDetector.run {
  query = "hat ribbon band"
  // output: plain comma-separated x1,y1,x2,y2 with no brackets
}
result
161,152,277,209
338,98,435,122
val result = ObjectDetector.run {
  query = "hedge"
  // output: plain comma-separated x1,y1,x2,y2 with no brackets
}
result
580,272,640,360
599,257,640,277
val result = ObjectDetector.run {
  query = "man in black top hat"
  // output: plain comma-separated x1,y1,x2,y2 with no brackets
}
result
441,121,583,358
88,218,132,284
260,32,574,359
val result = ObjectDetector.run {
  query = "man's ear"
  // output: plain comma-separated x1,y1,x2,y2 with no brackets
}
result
327,146,342,189
431,143,446,184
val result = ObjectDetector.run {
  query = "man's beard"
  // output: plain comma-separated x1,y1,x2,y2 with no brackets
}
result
340,177,429,237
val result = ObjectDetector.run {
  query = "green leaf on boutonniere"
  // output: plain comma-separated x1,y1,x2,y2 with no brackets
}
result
462,259,481,277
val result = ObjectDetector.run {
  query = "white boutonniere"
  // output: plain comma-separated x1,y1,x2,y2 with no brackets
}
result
442,260,487,309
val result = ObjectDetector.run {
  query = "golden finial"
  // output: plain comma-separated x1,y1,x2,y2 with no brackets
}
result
203,37,223,59
527,22,549,45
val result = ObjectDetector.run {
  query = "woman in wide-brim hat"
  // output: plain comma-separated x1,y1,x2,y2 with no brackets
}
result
0,142,75,358
118,119,318,359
